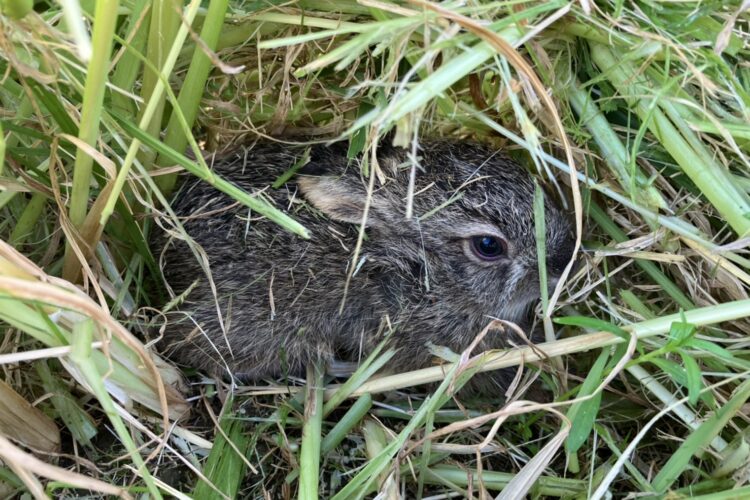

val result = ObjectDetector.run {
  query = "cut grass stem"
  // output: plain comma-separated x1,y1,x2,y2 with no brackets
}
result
69,319,162,499
299,362,324,500
157,0,230,196
590,42,750,237
566,77,666,211
100,0,203,228
320,395,372,455
342,297,750,397
361,418,396,496
62,0,120,280
423,465,585,496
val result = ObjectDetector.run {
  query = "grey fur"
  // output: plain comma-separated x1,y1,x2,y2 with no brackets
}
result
152,140,574,389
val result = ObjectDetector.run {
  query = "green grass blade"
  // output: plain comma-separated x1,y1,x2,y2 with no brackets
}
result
109,110,309,238
64,0,120,276
9,193,46,248
565,349,609,455
588,203,695,310
99,0,202,228
69,319,163,499
320,395,372,455
331,363,459,499
652,380,750,492
590,43,750,236
138,0,180,163
35,360,97,447
157,0,230,196
566,77,666,210
299,362,324,500
110,0,151,117
193,408,250,499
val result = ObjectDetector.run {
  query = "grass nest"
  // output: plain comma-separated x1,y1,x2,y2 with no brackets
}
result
1,0,750,498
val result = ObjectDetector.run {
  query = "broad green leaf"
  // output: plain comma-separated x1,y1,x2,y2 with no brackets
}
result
193,408,250,500
679,351,703,406
565,349,609,454
554,316,629,339
667,320,696,348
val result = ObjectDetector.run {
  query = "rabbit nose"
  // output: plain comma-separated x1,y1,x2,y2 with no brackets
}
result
546,254,578,279
547,238,577,277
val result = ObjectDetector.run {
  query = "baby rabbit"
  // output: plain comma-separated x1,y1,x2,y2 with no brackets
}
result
152,139,574,389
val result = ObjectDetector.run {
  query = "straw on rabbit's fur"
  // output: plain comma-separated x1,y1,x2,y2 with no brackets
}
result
152,140,574,391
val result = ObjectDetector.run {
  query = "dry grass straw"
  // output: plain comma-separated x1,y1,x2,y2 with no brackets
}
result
0,379,59,454
0,434,130,498
346,298,750,397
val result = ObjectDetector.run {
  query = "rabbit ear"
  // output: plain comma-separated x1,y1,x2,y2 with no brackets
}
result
297,176,373,225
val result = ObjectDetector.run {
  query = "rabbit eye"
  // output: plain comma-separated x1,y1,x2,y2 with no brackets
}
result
470,235,506,261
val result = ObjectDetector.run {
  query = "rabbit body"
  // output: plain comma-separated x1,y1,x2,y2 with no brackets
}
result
153,140,574,386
